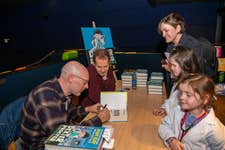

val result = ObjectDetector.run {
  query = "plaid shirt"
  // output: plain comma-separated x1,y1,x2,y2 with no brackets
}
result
19,77,102,150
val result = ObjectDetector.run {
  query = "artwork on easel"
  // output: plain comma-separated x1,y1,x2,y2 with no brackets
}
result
81,27,118,71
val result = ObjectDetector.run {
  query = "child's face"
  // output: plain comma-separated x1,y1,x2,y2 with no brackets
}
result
79,131,87,138
178,83,204,115
169,58,181,77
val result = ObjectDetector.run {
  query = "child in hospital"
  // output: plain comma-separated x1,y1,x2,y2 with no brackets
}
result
153,45,200,116
158,73,225,150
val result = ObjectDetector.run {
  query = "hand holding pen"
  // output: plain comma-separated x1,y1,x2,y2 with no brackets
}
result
98,105,110,123
100,104,107,111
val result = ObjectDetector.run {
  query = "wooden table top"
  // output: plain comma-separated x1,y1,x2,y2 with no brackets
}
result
85,81,167,150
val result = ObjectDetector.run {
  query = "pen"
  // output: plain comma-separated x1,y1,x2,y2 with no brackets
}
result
103,137,110,143
99,104,107,111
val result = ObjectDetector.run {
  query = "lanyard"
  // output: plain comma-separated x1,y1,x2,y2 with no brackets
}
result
179,111,208,141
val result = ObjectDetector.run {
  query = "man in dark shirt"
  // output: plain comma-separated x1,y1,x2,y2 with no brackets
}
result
18,61,110,150
79,49,116,107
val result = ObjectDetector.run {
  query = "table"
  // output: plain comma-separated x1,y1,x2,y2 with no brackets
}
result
85,81,167,150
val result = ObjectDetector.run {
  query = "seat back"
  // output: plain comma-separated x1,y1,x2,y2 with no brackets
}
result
0,96,26,150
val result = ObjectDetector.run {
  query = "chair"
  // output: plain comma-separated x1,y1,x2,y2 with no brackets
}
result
0,96,26,150
214,95,225,125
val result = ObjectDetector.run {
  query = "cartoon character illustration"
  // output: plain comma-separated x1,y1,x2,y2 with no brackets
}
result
91,29,105,49
59,130,89,146
89,30,106,64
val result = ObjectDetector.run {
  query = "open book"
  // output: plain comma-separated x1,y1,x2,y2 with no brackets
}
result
100,91,128,122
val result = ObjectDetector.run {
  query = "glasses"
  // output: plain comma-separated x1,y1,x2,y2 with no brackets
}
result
73,74,89,83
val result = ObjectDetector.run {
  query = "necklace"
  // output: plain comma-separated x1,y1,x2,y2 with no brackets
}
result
178,111,208,141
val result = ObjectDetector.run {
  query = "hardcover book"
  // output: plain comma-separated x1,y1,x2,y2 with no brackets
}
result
100,91,128,122
136,69,148,76
150,72,163,80
45,125,105,150
147,80,163,89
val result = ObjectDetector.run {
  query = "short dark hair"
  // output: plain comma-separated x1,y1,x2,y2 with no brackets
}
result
158,12,185,35
93,49,110,63
94,29,102,35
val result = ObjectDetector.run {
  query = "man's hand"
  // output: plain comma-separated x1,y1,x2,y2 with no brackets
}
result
97,108,110,123
85,103,103,113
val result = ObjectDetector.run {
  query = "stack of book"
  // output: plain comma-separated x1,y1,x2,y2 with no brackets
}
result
150,72,163,80
147,79,163,95
45,124,114,150
121,71,134,87
136,69,148,87
147,72,164,95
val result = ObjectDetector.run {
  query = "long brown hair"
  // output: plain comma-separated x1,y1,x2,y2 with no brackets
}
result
177,73,216,108
169,45,201,82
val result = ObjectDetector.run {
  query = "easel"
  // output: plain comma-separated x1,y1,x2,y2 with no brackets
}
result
90,21,118,81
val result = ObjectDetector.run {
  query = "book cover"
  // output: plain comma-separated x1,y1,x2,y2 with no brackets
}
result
81,27,118,71
100,91,128,122
148,91,162,95
45,125,105,150
136,69,148,76
147,80,162,89
218,58,225,71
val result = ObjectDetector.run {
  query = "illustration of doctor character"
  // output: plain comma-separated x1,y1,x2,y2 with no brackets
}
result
89,29,105,64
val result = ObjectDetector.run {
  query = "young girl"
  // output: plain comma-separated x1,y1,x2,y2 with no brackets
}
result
153,45,200,116
159,74,225,150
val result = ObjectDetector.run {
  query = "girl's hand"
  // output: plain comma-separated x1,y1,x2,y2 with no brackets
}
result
161,59,171,72
153,108,167,116
168,138,184,150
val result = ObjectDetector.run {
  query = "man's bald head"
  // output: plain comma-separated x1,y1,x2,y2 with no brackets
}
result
60,61,89,81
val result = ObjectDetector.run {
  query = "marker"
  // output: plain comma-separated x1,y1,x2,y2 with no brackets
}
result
100,104,107,111
103,137,110,143
103,104,107,108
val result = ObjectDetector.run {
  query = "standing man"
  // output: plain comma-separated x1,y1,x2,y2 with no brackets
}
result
18,61,110,150
79,49,116,107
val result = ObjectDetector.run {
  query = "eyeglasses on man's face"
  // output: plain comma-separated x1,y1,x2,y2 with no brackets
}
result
73,74,89,84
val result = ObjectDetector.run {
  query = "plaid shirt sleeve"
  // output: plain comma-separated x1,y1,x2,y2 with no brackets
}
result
67,105,102,126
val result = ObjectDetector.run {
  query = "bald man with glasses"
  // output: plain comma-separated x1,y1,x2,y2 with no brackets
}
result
18,61,110,150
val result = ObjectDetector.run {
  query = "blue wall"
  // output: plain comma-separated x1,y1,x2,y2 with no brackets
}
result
0,0,220,71
0,53,162,110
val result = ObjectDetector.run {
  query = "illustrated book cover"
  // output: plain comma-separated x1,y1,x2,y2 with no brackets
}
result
45,125,105,150
100,91,128,122
81,27,118,71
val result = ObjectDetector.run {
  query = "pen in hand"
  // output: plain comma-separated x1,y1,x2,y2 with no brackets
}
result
103,104,107,108
99,104,107,111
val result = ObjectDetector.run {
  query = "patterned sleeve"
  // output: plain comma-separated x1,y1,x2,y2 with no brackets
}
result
68,105,102,126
